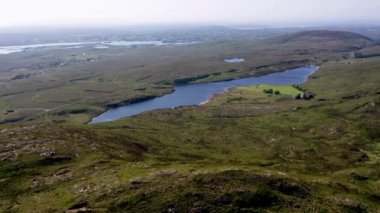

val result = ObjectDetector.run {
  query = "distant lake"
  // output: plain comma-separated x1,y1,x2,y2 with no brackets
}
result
0,42,98,54
91,66,318,124
224,58,245,63
0,40,198,55
93,45,109,49
105,41,199,46
105,41,164,46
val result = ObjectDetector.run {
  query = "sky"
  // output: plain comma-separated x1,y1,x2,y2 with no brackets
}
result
0,0,379,27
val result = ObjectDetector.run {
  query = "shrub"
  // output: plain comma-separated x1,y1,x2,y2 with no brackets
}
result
263,89,274,94
292,84,304,92
304,92,316,100
295,92,315,100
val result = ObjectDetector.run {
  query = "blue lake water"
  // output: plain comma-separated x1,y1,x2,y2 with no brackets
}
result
90,66,318,124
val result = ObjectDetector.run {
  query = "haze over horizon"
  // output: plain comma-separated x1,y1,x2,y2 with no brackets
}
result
1,0,380,28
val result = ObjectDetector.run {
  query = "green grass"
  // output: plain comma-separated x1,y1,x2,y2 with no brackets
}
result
238,85,303,95
0,102,8,111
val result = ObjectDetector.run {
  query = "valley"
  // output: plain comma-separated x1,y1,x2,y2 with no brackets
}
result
0,27,379,212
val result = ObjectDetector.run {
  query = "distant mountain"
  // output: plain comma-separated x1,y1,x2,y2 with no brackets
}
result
283,30,373,42
276,30,374,51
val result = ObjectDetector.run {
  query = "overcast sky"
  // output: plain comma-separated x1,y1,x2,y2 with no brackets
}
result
1,0,379,27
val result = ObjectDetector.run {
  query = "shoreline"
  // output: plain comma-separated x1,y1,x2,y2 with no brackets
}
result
89,64,318,124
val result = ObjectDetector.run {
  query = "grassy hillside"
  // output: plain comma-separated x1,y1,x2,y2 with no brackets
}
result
0,55,379,212
355,45,380,58
0,30,373,124
281,30,373,44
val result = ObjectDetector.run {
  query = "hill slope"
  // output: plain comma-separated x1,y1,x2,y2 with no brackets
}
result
0,56,379,211
277,30,374,51
282,30,373,43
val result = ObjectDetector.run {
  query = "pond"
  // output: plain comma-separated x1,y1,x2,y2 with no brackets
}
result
90,65,318,124
224,58,245,63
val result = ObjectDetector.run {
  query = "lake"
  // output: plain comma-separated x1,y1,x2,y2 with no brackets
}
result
224,58,245,63
0,41,198,55
0,42,98,54
90,66,318,124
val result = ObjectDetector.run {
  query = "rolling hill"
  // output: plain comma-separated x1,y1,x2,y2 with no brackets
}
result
277,30,374,51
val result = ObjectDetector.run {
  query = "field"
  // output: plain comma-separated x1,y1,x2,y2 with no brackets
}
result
0,27,379,212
